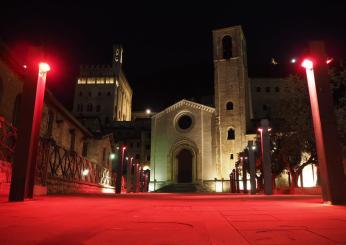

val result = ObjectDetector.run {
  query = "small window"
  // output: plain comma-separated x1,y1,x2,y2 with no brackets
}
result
98,92,102,96
275,86,280,92
82,141,88,157
227,128,235,140
107,91,111,96
96,105,101,112
256,87,261,92
222,35,233,59
79,92,83,96
77,104,83,112
69,129,75,152
102,148,106,161
47,110,54,137
226,101,233,110
87,103,93,112
88,92,92,97
266,87,270,93
230,154,234,160
262,104,268,111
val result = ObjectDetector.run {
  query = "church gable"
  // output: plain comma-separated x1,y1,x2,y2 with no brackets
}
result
153,99,215,119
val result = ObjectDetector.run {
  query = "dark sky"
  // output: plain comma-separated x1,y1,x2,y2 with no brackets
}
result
1,1,346,112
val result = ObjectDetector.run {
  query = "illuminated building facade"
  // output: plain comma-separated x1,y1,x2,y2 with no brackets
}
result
150,26,314,191
73,45,132,126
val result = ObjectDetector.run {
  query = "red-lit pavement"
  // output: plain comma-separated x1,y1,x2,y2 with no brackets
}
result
0,194,345,244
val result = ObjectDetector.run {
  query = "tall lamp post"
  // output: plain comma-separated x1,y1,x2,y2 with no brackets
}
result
248,141,257,194
301,41,346,204
126,156,133,193
116,146,126,194
258,119,272,195
9,63,50,201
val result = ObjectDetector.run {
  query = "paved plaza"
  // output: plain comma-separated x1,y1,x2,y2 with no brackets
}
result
0,193,345,244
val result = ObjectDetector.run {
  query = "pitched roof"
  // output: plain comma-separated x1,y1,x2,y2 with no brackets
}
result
152,99,215,119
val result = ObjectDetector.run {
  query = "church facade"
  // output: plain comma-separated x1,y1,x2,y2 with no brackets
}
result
150,26,257,191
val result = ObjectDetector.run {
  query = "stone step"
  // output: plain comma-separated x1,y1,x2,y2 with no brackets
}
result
155,183,205,193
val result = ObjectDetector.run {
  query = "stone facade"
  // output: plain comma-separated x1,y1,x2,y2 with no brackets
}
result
213,26,252,178
250,78,290,119
73,45,132,127
0,59,23,126
151,100,216,186
150,26,256,190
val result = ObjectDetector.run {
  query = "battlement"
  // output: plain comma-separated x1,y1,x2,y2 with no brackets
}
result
79,64,114,76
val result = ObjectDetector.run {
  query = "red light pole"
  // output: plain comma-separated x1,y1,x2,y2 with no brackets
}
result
115,146,126,194
258,119,272,195
126,156,133,193
9,63,50,201
301,41,346,204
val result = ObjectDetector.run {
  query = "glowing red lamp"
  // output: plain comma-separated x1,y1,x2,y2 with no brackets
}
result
301,59,314,70
39,62,50,73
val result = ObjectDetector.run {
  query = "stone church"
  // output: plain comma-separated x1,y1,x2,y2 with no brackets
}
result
150,25,290,191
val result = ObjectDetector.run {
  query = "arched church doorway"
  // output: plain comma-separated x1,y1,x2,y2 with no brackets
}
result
177,149,193,183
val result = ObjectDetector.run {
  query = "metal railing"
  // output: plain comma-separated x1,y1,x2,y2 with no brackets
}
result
0,116,114,187
35,137,114,187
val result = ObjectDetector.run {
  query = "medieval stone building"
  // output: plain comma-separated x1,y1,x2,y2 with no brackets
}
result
73,45,132,128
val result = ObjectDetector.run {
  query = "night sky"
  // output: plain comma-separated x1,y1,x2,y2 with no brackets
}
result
1,1,346,112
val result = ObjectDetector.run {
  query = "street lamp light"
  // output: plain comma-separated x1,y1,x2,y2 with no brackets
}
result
257,119,272,195
115,146,127,194
9,62,50,201
301,42,346,204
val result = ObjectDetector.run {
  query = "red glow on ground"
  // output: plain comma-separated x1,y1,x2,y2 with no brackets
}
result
0,194,345,244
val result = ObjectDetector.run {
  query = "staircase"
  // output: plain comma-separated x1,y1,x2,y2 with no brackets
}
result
155,183,210,193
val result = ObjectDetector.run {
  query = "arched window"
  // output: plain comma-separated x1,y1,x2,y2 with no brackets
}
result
227,128,235,140
12,94,22,127
222,35,233,59
87,103,93,112
226,101,233,110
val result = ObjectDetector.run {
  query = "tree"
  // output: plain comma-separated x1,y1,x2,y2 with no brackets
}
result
273,74,317,189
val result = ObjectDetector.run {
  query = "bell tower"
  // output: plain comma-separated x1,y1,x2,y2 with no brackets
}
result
113,44,123,76
213,26,250,178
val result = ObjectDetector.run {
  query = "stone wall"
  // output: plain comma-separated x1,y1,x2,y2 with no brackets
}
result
47,177,114,194
0,160,47,196
0,161,114,196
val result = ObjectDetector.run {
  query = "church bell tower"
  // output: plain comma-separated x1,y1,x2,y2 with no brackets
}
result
213,26,250,178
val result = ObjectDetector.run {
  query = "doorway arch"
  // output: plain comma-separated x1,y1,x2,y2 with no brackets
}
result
177,149,193,183
168,139,199,183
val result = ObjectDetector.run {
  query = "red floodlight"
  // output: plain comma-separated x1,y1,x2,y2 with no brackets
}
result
301,59,314,70
39,62,50,73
